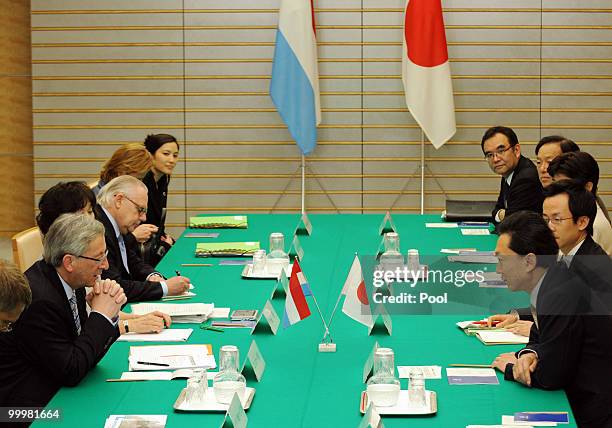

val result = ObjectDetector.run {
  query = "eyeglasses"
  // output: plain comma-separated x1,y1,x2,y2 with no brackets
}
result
542,215,573,226
0,320,14,333
77,249,109,264
484,145,514,161
124,195,147,215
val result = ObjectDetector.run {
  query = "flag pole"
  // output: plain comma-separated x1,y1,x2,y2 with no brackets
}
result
301,154,306,214
420,129,425,214
309,290,334,344
326,251,358,333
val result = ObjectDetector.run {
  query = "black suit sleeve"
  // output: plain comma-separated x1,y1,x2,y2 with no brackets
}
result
506,290,584,390
15,300,119,387
102,234,163,302
504,174,544,217
493,180,506,220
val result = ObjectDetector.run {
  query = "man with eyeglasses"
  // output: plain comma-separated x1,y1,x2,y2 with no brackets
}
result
489,181,611,331
0,259,31,333
481,126,543,224
95,175,190,302
488,211,612,427
0,214,126,409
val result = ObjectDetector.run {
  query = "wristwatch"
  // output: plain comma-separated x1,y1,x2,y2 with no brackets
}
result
123,320,130,333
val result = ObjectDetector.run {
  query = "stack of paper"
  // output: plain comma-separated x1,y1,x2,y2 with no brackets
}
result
117,328,193,342
130,303,214,324
476,330,529,345
195,241,260,257
448,251,498,264
190,215,248,229
104,415,166,428
479,272,507,288
128,344,216,371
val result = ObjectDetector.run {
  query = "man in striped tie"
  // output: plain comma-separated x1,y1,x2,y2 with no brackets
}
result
0,213,126,409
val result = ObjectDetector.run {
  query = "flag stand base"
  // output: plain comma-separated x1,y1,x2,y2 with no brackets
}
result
318,343,337,353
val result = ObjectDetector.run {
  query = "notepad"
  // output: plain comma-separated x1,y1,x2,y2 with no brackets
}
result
501,415,558,426
447,367,499,385
117,328,193,342
448,251,498,264
195,242,260,257
476,330,529,345
461,228,491,236
190,215,248,229
130,303,214,324
128,344,216,371
426,222,458,228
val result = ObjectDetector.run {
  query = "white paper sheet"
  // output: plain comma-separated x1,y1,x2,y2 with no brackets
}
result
117,328,193,342
477,330,529,345
128,344,216,371
397,365,442,379
210,307,231,319
461,228,491,236
130,303,213,317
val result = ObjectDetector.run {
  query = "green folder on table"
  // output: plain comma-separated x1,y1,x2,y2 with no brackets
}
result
195,241,260,257
190,215,248,229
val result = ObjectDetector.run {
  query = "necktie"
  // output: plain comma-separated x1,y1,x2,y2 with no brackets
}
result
69,294,81,334
502,179,510,209
118,234,130,274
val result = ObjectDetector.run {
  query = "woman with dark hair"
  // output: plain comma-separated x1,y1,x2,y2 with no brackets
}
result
36,181,171,334
37,181,96,235
141,134,180,265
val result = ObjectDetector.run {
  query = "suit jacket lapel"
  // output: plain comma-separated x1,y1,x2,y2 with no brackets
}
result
41,262,80,338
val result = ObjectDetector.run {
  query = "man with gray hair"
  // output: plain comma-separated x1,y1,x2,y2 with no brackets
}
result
0,214,126,408
95,175,190,302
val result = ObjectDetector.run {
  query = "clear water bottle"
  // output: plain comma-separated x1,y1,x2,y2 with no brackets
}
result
252,249,267,275
366,348,400,407
380,232,404,270
266,232,290,276
408,367,427,407
213,345,247,404
185,368,207,405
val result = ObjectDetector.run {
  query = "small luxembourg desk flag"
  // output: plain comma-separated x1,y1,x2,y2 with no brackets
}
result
282,260,312,328
270,0,321,155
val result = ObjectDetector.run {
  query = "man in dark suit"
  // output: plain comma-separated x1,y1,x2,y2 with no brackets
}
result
481,126,544,224
0,214,126,410
490,211,612,427
95,175,190,302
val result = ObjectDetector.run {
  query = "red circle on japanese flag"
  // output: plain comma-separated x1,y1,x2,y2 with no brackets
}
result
404,0,449,67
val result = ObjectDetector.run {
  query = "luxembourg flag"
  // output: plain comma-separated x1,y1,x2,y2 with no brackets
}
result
342,255,374,328
282,260,312,328
270,0,321,155
402,0,456,149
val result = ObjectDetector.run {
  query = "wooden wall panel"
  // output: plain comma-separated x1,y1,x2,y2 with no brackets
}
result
1,0,33,237
30,0,612,238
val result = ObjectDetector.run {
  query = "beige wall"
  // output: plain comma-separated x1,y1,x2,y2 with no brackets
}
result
1,0,33,238
31,1,611,237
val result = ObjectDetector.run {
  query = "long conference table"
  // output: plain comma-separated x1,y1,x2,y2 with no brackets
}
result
36,214,576,427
